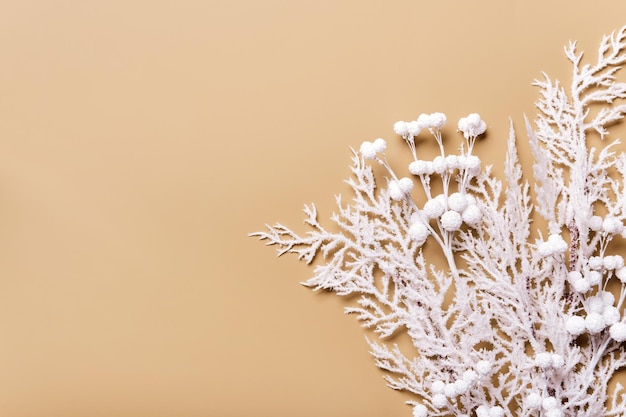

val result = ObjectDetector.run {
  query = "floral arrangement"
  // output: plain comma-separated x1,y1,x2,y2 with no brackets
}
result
252,27,626,417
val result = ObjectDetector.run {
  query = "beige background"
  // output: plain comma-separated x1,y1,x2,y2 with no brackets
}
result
0,1,624,416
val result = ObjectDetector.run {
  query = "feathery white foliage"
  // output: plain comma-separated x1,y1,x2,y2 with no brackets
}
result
252,27,626,416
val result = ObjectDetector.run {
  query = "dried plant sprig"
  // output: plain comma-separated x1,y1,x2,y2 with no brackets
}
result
252,26,626,417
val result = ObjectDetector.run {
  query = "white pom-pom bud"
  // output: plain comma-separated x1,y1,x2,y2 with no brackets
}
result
603,216,624,235
538,234,568,257
476,405,489,417
388,181,404,201
610,322,626,342
588,296,606,314
397,177,414,193
431,393,448,408
589,256,603,270
464,155,481,176
568,271,582,282
409,160,430,176
585,312,606,334
360,141,377,159
572,278,591,293
613,255,624,269
475,406,489,417
565,315,586,336
393,121,409,136
441,210,463,232
599,290,615,306
616,266,626,283
413,404,428,417
465,155,481,170
604,255,624,270
588,215,603,231
448,192,468,212
466,113,481,125
430,112,447,129
372,138,387,153
535,352,553,369
462,204,482,226
432,156,447,174
488,406,504,417
407,120,421,137
453,379,470,395
458,113,487,138
526,392,543,408
475,120,487,136
409,222,430,246
423,197,445,219
476,360,491,375
445,154,459,170
431,380,445,394
548,234,568,253
462,369,477,383
550,354,564,369
542,396,558,410
587,270,602,285
444,383,457,398
457,118,468,133
416,114,430,129
603,306,620,326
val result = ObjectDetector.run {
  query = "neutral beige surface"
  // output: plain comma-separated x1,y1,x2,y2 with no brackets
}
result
0,1,625,416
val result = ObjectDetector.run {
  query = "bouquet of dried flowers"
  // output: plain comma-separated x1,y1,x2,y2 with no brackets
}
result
252,27,626,417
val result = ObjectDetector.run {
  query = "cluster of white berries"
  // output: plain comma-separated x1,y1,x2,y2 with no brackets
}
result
393,120,422,138
394,112,448,138
534,352,565,369
565,252,626,340
392,112,487,142
458,113,487,139
408,154,482,177
388,177,414,201
590,254,624,271
536,233,568,257
525,393,564,417
588,215,625,236
424,193,482,231
569,255,626,292
359,138,387,160
566,291,623,338
429,371,473,406
588,254,626,283
475,405,505,417
407,193,482,246
423,361,491,413
417,112,447,130
567,270,601,294
358,113,489,254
